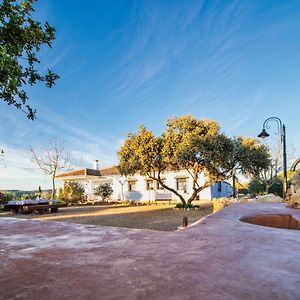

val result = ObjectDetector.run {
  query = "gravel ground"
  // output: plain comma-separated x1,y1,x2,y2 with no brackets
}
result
0,203,213,231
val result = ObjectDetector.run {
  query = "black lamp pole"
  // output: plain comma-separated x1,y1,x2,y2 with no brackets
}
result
258,117,288,199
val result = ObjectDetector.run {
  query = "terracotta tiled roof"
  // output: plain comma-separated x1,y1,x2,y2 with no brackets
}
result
56,169,87,178
56,166,120,178
99,166,120,176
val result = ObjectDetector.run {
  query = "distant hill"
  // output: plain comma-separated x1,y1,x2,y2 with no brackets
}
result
1,189,52,197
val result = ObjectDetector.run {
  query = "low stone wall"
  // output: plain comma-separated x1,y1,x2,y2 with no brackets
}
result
213,194,283,212
212,198,230,213
286,173,300,208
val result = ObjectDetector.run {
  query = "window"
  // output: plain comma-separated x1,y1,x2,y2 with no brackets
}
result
146,180,154,190
156,180,165,190
218,182,222,192
176,178,187,191
128,180,136,192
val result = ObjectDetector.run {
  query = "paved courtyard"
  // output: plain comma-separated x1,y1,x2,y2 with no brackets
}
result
0,203,299,299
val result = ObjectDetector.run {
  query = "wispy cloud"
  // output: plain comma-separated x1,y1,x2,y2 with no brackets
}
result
0,144,48,190
1,0,300,189
0,104,121,189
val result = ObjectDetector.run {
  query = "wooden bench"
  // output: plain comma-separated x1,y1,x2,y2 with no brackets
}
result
154,199,173,205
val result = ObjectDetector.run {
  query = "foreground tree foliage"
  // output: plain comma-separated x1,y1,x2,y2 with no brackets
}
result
118,115,271,206
0,0,59,120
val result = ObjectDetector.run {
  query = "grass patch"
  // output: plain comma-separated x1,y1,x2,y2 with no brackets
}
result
0,203,213,231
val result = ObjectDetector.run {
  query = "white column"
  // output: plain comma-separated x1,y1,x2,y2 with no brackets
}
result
88,179,94,200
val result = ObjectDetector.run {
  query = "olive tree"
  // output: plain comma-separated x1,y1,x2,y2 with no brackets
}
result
118,115,270,206
0,0,59,120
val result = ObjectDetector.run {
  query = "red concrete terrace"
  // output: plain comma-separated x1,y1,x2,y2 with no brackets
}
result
0,203,299,300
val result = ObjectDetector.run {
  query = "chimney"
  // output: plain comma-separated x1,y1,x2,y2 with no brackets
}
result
93,159,99,170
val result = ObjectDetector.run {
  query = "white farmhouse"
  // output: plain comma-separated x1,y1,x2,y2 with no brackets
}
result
56,161,233,202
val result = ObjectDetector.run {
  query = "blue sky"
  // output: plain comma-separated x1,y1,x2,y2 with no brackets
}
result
1,0,300,190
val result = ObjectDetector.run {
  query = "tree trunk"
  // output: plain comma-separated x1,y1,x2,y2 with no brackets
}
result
179,197,186,207
265,184,269,194
187,190,199,204
162,185,186,206
51,176,55,200
150,176,186,206
187,180,213,205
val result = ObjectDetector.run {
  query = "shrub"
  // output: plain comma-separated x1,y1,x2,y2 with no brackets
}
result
248,177,283,197
212,198,230,213
40,191,53,199
94,183,113,202
175,202,184,209
184,203,194,209
269,178,284,198
19,193,35,200
59,181,86,205
0,192,14,204
175,202,194,209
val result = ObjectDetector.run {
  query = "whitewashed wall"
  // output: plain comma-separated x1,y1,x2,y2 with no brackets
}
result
110,170,212,202
60,170,221,202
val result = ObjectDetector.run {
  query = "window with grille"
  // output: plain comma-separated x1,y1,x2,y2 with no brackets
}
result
176,178,187,191
146,180,154,190
128,181,136,192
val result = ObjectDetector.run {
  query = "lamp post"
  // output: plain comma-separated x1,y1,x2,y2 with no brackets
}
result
258,117,288,199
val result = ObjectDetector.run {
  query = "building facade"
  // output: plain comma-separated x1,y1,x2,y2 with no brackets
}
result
56,165,233,202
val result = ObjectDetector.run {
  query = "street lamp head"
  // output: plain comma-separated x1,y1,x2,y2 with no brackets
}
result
258,128,270,139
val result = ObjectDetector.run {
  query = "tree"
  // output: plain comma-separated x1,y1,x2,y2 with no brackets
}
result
0,0,59,120
251,137,282,194
248,177,283,197
38,185,41,198
118,115,271,206
256,158,281,194
19,193,33,200
58,181,85,205
30,139,72,199
94,183,113,202
0,191,14,204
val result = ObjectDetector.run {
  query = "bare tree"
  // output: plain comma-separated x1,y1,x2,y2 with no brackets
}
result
30,140,72,199
257,137,299,193
257,140,281,193
258,158,281,193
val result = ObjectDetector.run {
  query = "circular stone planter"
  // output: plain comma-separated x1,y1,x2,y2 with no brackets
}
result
240,214,300,230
